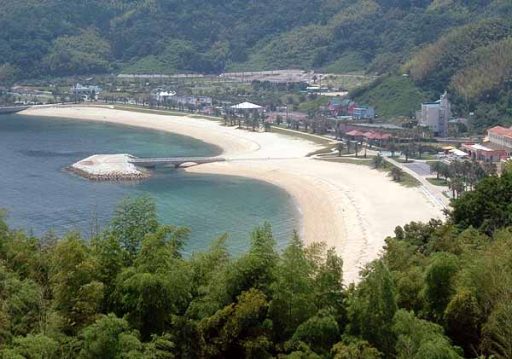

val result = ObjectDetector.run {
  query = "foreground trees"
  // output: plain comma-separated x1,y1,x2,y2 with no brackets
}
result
1,171,512,357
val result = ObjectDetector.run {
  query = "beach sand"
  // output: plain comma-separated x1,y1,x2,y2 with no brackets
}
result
20,105,443,282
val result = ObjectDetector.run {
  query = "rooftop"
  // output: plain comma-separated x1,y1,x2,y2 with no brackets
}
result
231,101,262,110
488,126,512,139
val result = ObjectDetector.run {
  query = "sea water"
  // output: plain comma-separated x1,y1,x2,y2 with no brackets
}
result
0,114,297,254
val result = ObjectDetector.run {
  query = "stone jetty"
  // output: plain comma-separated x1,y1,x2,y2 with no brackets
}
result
69,154,150,181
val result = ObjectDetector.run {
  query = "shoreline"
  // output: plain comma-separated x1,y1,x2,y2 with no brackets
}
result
19,105,443,282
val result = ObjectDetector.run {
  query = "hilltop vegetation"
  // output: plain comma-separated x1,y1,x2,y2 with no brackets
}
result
0,0,511,123
1,171,512,357
0,0,510,78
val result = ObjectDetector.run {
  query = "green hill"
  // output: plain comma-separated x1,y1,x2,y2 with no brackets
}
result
0,0,511,125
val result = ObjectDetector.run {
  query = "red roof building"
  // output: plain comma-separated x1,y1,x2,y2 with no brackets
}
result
488,126,512,151
346,130,365,137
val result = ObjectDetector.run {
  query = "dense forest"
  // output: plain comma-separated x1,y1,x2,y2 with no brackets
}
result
1,169,512,357
0,0,511,121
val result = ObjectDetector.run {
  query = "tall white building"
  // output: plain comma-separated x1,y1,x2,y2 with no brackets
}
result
417,91,451,137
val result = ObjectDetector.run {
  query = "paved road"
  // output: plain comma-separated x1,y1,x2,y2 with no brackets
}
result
404,161,432,176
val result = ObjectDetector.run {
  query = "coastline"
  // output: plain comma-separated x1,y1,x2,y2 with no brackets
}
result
19,105,443,282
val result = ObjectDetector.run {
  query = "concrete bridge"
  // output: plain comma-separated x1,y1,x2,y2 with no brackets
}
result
128,156,225,168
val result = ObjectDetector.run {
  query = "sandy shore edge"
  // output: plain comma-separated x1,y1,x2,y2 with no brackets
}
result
19,106,443,282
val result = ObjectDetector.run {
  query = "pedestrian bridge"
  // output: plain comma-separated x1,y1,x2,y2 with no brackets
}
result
128,156,225,168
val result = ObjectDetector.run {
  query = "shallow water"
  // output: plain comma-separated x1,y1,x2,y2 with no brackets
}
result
0,114,298,254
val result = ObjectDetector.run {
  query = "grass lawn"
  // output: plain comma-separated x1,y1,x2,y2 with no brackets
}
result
270,126,334,146
381,162,420,187
320,157,373,166
320,156,420,187
427,177,449,186
111,104,220,121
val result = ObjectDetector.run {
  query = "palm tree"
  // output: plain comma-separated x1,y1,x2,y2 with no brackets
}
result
373,154,384,168
337,142,344,157
402,145,411,162
429,161,443,179
389,142,398,158
390,167,404,182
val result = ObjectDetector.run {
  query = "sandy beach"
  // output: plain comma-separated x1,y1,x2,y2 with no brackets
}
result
20,105,443,282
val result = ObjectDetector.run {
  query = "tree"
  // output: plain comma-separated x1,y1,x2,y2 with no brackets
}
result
226,223,278,299
373,154,384,169
44,29,113,76
115,230,193,339
337,142,344,157
388,142,398,158
313,248,345,324
422,253,459,322
110,196,159,262
331,337,382,359
481,302,512,359
429,161,443,180
291,311,340,355
347,261,397,355
0,334,59,359
401,145,410,162
390,167,404,182
450,171,512,234
0,64,19,87
79,314,143,358
346,141,352,154
269,233,315,341
199,289,271,358
392,310,462,359
49,234,104,333
444,289,483,354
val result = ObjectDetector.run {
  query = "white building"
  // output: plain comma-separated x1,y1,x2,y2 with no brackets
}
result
417,91,451,137
72,83,101,100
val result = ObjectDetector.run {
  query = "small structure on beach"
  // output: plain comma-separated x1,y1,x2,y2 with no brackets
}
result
230,102,263,111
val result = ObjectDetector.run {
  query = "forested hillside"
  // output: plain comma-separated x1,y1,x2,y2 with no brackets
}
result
0,0,511,122
1,169,512,357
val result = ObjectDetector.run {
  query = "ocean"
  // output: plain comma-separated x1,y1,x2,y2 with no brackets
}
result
0,114,298,254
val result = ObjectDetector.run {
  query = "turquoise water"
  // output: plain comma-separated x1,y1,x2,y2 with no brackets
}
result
0,114,297,254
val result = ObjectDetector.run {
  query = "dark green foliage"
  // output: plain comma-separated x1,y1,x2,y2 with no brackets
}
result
1,0,512,124
79,314,142,358
450,171,512,234
291,311,340,354
1,184,512,357
347,261,397,355
110,195,159,261
44,29,112,76
269,233,316,341
392,310,462,359
0,334,59,359
422,253,459,322
331,337,382,359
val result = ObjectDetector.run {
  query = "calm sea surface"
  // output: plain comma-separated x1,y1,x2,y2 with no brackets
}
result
0,114,297,254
